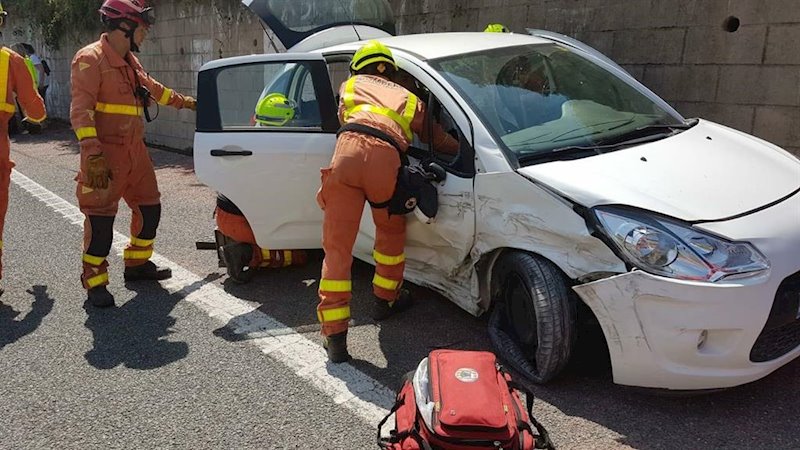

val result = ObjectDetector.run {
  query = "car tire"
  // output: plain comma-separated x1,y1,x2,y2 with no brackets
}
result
489,251,576,383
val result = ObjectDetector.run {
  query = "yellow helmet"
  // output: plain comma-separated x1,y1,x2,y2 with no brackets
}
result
0,2,7,28
350,40,397,73
254,93,295,126
484,23,510,33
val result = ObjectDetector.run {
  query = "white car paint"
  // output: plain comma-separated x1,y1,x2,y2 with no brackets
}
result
518,119,800,221
574,190,800,389
194,30,800,389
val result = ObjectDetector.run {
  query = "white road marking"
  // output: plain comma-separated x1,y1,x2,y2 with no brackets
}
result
11,169,394,425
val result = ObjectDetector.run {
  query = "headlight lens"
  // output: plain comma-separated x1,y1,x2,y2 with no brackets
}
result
594,207,769,282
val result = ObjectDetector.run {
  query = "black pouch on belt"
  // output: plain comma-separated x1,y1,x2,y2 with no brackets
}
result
337,123,439,218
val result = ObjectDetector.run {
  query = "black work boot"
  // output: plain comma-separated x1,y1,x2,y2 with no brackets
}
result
221,243,255,284
123,261,172,282
87,286,115,308
372,288,414,321
323,332,351,363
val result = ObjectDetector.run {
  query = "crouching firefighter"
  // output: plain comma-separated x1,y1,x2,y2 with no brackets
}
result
216,92,307,282
71,0,197,307
0,1,46,297
316,41,458,362
215,194,308,284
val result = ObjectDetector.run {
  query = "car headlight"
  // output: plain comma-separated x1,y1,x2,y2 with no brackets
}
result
593,206,769,282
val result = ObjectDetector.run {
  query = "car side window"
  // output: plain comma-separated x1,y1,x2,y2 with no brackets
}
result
214,62,323,129
429,99,473,175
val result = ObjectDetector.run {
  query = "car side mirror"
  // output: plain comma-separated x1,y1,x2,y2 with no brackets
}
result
425,161,447,183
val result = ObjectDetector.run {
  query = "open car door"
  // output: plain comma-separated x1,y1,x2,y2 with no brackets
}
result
244,0,395,51
194,53,338,249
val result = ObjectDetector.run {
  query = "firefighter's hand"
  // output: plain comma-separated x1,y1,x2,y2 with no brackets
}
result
184,97,197,111
85,154,112,189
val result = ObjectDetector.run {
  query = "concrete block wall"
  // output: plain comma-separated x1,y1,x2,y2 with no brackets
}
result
8,0,799,156
389,0,800,156
5,0,265,151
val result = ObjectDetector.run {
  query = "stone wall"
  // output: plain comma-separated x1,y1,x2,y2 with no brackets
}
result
8,0,799,156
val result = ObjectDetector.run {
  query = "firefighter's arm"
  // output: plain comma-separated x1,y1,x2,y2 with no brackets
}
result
410,99,459,155
136,67,195,110
70,51,102,157
11,53,45,124
70,51,111,189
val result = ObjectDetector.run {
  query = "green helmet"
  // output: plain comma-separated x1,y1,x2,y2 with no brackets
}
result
484,23,510,33
350,40,397,73
254,93,295,126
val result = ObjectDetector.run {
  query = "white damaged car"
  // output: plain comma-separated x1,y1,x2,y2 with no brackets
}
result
193,0,800,390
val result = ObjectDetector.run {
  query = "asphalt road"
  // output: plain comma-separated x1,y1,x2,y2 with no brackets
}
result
1,124,798,449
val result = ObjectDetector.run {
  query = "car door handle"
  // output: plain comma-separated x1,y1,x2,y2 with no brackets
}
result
210,149,253,157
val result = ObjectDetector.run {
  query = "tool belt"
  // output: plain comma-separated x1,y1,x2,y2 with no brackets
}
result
337,123,438,218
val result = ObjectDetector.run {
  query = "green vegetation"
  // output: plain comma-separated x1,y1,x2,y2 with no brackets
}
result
4,0,103,49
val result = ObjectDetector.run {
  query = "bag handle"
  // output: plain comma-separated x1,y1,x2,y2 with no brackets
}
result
505,378,556,450
377,395,404,449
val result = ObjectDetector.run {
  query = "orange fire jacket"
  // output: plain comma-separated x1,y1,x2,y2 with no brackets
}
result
70,34,192,163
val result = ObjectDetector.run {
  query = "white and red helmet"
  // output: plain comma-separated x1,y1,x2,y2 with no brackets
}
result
99,0,154,27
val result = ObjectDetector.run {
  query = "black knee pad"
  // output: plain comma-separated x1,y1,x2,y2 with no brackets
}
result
87,215,115,257
138,204,161,240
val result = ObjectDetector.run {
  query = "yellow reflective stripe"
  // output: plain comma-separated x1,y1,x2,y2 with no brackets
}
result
96,102,143,116
317,306,351,323
75,127,98,140
261,248,271,260
342,76,357,120
82,253,106,266
0,50,8,109
0,239,3,250
86,272,109,288
373,250,405,266
342,76,414,140
0,103,14,113
319,279,352,293
130,236,154,247
283,250,292,267
25,114,46,123
158,88,172,105
403,94,418,124
349,104,413,141
373,273,400,290
123,249,153,260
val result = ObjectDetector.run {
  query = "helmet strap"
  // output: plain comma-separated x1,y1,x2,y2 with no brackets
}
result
107,18,140,52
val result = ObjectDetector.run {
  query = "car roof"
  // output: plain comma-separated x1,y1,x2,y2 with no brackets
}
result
313,32,552,60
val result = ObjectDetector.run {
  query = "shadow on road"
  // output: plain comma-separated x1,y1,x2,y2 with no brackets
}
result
83,281,189,370
210,254,800,448
0,285,55,351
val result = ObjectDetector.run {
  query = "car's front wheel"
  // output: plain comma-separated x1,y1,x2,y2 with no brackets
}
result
489,251,576,383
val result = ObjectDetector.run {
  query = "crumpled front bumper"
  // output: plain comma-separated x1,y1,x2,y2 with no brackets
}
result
572,191,800,390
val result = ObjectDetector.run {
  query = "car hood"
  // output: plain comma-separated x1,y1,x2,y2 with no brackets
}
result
517,119,800,222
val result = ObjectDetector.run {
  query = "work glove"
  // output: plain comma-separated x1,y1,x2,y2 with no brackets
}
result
85,154,112,189
184,97,197,111
21,117,42,135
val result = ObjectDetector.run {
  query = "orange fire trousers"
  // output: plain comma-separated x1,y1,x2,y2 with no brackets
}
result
77,139,161,290
316,132,406,336
215,207,307,268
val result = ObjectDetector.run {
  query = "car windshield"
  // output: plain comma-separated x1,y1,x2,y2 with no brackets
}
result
431,44,685,164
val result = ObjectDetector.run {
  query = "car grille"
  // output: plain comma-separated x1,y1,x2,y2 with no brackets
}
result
750,271,800,363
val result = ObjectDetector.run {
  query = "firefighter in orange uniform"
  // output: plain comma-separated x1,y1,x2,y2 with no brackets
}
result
216,194,308,284
316,41,458,362
0,1,46,296
71,0,196,307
